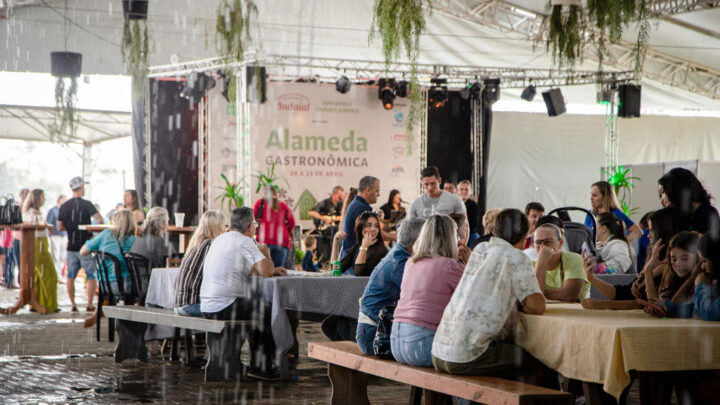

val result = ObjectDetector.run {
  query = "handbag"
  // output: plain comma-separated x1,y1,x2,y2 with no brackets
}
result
0,194,22,225
372,305,396,360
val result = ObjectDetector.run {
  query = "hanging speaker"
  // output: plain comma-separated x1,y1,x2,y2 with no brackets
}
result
246,66,267,104
618,84,641,118
542,88,566,117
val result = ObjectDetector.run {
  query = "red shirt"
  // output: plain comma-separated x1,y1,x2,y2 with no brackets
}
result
252,199,295,248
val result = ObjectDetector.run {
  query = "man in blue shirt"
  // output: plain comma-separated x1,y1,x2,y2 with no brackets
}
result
356,217,425,354
339,176,380,259
46,195,67,282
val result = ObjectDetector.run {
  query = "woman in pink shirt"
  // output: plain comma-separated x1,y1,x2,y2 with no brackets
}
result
391,215,467,367
253,186,296,267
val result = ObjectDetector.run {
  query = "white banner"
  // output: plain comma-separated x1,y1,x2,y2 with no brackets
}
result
247,82,421,228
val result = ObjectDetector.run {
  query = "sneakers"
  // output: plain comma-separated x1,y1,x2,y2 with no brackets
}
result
86,306,96,312
70,306,79,314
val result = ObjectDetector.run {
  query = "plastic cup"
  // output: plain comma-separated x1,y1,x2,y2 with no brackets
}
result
174,213,185,227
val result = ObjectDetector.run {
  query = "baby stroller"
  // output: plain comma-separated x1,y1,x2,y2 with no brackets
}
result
547,206,596,257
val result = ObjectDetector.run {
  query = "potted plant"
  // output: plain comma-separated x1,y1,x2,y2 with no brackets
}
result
602,165,641,216
121,0,149,97
216,0,258,103
215,173,245,213
370,0,428,138
254,163,289,196
50,51,82,142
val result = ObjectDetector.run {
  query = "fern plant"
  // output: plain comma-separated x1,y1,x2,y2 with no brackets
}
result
546,3,586,69
370,0,429,142
121,19,149,97
216,0,258,102
50,77,79,143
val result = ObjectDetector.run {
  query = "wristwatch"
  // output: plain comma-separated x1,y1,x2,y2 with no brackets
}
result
359,247,368,252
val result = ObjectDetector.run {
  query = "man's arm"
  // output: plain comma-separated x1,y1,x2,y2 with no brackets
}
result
250,258,276,277
521,293,546,315
57,220,66,232
543,279,584,302
92,212,104,225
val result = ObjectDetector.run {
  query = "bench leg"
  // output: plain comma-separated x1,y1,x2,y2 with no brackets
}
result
409,386,423,405
114,320,148,363
205,326,248,382
422,390,453,405
328,364,370,405
171,327,180,361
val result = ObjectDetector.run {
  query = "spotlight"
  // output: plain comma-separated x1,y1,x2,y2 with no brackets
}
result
468,82,482,100
218,70,231,102
541,88,566,117
428,78,448,108
378,78,396,110
482,78,501,104
336,75,351,94
396,80,409,98
521,84,536,102
181,72,216,102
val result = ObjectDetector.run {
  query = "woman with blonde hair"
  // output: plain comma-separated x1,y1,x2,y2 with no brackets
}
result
131,207,176,268
174,210,226,317
390,215,466,367
22,189,58,313
585,180,642,242
81,209,137,325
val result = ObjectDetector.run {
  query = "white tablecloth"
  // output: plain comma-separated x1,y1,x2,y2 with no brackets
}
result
145,268,369,352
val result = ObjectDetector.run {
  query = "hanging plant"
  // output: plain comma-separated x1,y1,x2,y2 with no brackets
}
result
216,0,258,103
50,51,82,143
121,19,149,97
546,1,586,68
632,0,652,79
370,0,429,143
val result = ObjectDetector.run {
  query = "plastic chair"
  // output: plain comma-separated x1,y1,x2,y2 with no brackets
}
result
92,251,126,342
123,252,152,305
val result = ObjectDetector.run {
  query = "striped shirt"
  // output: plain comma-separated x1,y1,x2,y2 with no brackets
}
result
173,239,212,308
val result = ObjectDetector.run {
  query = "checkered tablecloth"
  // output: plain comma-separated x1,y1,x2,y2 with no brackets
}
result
515,303,720,401
145,268,369,352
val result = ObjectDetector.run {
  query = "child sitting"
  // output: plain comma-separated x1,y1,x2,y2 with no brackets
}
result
302,235,319,272
644,232,699,318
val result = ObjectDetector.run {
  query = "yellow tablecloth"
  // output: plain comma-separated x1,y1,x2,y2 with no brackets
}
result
515,302,720,400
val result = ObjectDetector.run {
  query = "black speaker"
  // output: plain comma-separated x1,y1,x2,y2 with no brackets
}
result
246,66,267,103
618,84,641,118
542,88,566,117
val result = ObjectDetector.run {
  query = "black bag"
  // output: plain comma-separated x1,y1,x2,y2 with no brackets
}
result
0,195,22,226
372,305,396,360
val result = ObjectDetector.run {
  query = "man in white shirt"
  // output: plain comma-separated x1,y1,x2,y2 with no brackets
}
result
409,166,466,219
200,207,286,379
432,209,548,382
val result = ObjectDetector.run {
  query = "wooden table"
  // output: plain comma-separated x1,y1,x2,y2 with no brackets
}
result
514,302,720,404
79,225,197,252
0,224,48,315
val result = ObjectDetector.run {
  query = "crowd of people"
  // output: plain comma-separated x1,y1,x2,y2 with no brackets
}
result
3,165,719,394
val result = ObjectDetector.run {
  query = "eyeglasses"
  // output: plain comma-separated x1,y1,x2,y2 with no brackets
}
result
534,238,558,247
252,221,259,226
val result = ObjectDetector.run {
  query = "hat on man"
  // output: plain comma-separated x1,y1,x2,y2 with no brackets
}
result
69,177,88,190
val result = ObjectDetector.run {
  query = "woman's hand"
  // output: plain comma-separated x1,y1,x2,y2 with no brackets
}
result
696,272,711,286
334,231,347,242
644,298,667,317
631,272,646,298
646,238,664,269
583,254,597,281
360,231,374,248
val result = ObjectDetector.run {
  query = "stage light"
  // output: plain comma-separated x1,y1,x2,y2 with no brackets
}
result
541,88,566,116
468,82,482,100
521,84,536,102
482,78,501,104
396,80,409,98
181,72,216,102
218,70,230,102
428,78,448,108
378,78,396,110
336,75,351,94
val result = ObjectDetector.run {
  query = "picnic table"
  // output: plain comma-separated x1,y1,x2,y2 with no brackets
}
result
514,302,720,403
145,268,369,352
0,224,48,315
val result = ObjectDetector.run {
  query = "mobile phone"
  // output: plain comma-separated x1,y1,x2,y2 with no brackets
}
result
636,298,667,316
581,242,590,258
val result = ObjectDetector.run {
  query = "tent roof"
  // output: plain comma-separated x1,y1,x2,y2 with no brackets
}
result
1,0,719,112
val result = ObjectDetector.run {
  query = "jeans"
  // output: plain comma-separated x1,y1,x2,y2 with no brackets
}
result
175,303,202,317
356,322,376,355
467,232,481,248
2,246,14,287
390,321,435,367
267,244,288,268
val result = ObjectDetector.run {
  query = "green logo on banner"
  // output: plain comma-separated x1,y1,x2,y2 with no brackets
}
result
296,189,317,220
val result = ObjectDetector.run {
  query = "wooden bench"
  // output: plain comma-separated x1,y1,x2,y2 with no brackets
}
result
102,305,266,382
308,341,573,405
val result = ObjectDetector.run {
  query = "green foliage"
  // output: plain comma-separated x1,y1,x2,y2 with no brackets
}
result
50,77,78,143
547,4,585,68
121,19,149,97
602,165,641,217
215,173,245,213
370,0,430,137
253,163,289,194
632,0,651,79
215,0,260,103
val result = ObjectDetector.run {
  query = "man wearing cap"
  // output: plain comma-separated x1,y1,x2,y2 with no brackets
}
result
57,177,104,313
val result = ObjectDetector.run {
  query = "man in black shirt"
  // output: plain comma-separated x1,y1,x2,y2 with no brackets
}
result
57,177,104,313
307,186,345,265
